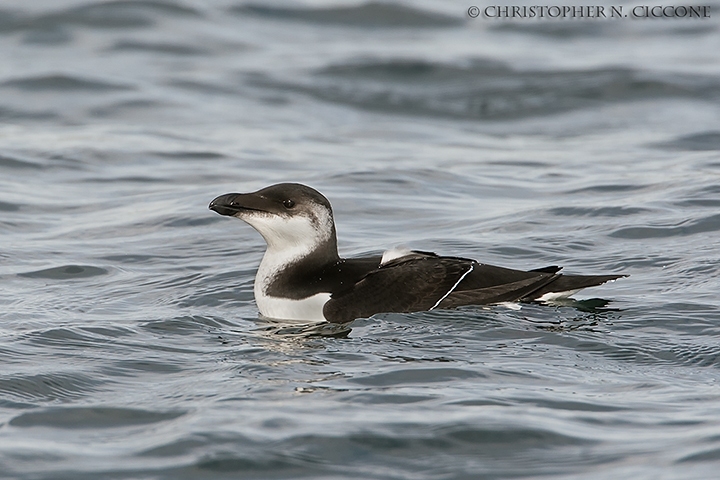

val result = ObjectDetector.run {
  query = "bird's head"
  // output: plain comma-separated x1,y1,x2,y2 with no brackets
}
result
209,183,338,258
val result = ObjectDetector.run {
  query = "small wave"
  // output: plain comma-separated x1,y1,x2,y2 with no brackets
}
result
544,307,720,368
434,424,592,447
137,422,594,476
152,150,226,160
653,131,720,151
0,153,44,170
168,79,244,95
0,9,22,33
21,26,73,45
679,446,720,463
610,213,720,239
195,453,301,474
81,175,163,183
675,184,720,208
550,206,649,217
326,167,484,198
0,105,59,120
658,344,720,368
0,201,20,212
89,98,164,117
566,184,651,194
0,372,102,402
1,74,132,92
18,265,109,279
139,315,229,335
9,406,185,429
231,2,461,28
163,215,218,228
108,40,208,56
257,59,720,120
340,392,437,404
23,326,126,350
494,20,716,38
110,359,184,375
518,398,627,412
0,1,201,34
491,21,609,38
350,367,486,386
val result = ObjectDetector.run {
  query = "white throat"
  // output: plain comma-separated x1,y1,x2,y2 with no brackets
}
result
242,210,336,321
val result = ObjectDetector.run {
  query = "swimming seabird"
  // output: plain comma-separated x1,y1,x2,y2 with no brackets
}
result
209,183,625,323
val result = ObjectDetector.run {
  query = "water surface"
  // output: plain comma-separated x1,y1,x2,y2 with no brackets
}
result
1,1,720,478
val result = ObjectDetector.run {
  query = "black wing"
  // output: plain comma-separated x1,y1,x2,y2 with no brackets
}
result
438,263,623,308
323,252,625,323
323,253,474,324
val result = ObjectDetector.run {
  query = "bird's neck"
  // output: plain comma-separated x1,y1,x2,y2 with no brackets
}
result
256,233,340,297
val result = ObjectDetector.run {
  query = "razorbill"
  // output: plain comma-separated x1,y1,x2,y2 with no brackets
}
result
209,183,625,324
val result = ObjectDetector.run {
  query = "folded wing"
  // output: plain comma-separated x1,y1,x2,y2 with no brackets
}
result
324,251,624,323
323,253,474,323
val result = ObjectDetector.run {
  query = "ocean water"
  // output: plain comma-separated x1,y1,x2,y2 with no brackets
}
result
1,1,720,478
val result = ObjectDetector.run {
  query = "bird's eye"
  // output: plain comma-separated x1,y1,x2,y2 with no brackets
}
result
283,199,295,209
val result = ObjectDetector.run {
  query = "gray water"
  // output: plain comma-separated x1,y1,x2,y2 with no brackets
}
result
2,1,720,478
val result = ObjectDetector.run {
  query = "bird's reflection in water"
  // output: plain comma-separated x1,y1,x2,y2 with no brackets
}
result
544,297,618,313
255,316,353,338
531,297,622,332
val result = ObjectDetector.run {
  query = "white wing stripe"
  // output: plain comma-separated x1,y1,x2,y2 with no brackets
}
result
429,264,474,311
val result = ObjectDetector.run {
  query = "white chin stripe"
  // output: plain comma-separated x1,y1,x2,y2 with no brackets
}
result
244,214,328,252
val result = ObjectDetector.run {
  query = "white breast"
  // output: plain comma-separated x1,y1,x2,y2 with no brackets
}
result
253,245,332,321
246,211,335,321
254,289,331,321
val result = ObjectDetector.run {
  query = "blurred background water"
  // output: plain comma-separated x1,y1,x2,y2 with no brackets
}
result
1,0,720,478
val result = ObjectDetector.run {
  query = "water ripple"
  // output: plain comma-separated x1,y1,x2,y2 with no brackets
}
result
231,2,461,28
9,406,185,429
18,265,109,279
653,131,720,151
107,40,208,56
0,1,201,33
611,213,720,238
350,367,486,386
0,373,103,403
0,153,45,170
1,74,132,92
550,206,650,217
256,59,720,120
